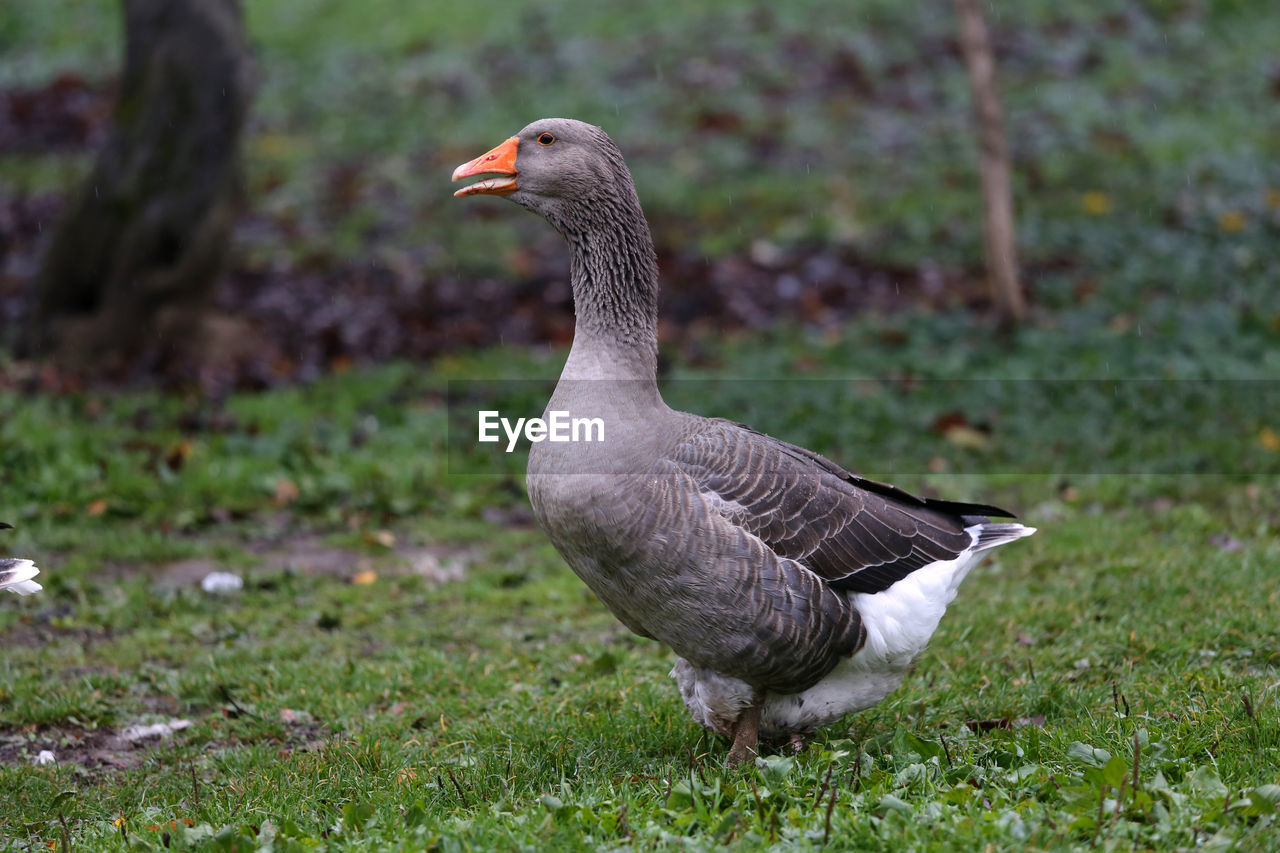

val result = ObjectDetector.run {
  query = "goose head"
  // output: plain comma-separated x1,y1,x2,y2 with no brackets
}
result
451,118,638,231
450,117,660,358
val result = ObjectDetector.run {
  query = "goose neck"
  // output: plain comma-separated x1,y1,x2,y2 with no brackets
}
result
560,217,659,383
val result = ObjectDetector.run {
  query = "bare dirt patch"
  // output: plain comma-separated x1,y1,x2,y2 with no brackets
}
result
1,722,168,771
1,708,332,773
155,534,473,589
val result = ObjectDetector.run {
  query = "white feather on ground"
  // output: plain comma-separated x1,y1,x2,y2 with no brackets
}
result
1,558,42,595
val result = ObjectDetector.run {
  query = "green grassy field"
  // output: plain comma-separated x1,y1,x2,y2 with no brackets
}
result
3,0,1280,849
2,344,1278,851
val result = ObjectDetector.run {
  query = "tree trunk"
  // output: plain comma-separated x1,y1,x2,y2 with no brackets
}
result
29,0,254,374
953,0,1026,323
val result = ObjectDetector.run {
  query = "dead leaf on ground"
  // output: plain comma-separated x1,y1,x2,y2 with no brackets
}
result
273,478,299,506
943,424,990,450
363,529,396,549
165,439,193,471
350,569,378,586
930,411,990,450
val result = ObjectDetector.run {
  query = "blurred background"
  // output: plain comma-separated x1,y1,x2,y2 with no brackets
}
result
3,0,1276,387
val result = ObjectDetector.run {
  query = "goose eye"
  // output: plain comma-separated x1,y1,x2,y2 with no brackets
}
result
537,133,556,146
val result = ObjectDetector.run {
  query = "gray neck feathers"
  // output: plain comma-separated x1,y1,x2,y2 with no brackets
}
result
542,151,660,379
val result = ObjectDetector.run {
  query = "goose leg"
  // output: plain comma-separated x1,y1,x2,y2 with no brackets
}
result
726,701,762,767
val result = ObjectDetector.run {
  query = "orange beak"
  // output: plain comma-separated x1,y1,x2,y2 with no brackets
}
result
451,136,520,197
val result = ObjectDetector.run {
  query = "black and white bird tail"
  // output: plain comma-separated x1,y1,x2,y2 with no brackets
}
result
970,522,1037,552
1,522,42,595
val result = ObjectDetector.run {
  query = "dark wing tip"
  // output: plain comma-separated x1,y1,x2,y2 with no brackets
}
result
733,423,1020,522
922,499,1018,520
0,522,13,530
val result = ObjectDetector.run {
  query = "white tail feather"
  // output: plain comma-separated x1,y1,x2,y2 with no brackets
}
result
0,558,42,595
971,523,1037,552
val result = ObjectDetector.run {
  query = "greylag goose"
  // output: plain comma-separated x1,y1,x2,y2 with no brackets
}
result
1,522,42,595
452,119,1035,764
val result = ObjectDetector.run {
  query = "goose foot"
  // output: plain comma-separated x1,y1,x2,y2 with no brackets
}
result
726,701,761,768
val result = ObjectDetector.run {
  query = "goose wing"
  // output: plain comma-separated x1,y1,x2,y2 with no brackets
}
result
672,419,1016,594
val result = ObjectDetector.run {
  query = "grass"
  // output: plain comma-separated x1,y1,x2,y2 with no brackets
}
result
2,0,1280,849
2,0,1277,278
2,337,1278,849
